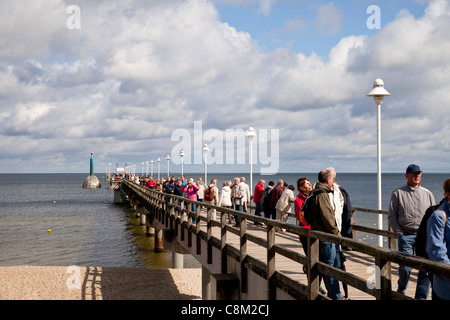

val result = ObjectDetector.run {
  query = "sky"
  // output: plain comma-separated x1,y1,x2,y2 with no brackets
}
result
0,0,449,175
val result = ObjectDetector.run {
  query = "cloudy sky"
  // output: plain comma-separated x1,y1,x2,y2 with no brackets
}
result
1,0,449,174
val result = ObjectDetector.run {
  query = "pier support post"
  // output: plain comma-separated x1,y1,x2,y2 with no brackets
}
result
146,225,155,236
154,229,164,252
114,189,121,204
202,266,211,300
140,212,146,225
135,201,141,218
172,251,184,269
146,213,155,236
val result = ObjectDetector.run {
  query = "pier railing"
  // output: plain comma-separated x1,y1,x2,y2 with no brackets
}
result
285,206,397,249
121,179,450,300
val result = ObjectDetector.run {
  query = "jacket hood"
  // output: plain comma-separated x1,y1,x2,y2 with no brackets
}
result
314,182,332,193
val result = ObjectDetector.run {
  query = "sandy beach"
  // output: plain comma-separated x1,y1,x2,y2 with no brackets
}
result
0,266,202,300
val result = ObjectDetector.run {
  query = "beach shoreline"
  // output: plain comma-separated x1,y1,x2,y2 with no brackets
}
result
0,266,202,300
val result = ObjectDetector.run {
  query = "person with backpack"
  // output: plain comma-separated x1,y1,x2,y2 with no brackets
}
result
204,178,219,220
303,168,345,300
295,177,326,294
261,181,274,219
388,164,435,299
219,181,233,224
426,178,450,300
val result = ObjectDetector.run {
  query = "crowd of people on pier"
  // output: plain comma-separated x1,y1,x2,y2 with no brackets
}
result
117,163,450,300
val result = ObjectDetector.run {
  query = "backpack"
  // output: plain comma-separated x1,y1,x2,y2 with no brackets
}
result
301,189,326,225
263,188,273,210
415,202,447,259
235,184,245,199
204,186,214,201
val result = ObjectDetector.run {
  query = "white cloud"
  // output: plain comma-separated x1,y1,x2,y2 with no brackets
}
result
0,0,449,173
0,0,66,60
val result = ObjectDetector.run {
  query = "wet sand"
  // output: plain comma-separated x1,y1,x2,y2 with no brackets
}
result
0,266,202,300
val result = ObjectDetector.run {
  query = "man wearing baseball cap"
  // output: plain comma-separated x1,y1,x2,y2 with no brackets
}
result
388,164,436,299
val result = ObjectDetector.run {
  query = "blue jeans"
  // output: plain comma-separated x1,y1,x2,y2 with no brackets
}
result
397,232,430,299
254,202,262,217
319,241,343,300
191,203,196,224
234,204,243,225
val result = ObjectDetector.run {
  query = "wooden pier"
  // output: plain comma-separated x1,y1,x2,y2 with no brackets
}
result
119,179,450,300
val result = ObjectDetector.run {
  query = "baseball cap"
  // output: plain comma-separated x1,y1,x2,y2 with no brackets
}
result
406,164,422,174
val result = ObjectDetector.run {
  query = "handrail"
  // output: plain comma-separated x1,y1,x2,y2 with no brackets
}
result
121,179,450,300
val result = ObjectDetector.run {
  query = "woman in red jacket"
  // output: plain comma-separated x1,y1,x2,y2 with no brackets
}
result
295,177,325,294
294,178,312,260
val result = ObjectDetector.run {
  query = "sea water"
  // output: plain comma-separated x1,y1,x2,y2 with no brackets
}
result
0,172,447,267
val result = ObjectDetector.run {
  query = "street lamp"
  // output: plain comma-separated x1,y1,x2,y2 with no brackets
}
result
203,144,209,183
150,160,154,177
141,162,144,176
166,154,170,178
179,149,185,176
157,157,161,180
145,161,149,176
246,127,256,197
367,78,390,247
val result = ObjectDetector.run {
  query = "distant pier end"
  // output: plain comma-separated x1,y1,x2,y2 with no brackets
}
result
82,152,101,189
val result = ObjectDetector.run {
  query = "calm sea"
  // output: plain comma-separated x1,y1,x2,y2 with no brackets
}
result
0,172,448,267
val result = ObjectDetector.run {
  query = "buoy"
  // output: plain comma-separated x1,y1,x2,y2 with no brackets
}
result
53,201,56,204
48,229,52,233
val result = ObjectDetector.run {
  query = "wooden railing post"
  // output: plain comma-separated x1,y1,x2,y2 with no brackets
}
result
196,204,201,255
169,198,174,229
307,236,320,300
207,208,212,264
164,196,169,228
221,210,227,274
376,256,391,300
187,201,193,248
240,216,248,293
267,224,276,300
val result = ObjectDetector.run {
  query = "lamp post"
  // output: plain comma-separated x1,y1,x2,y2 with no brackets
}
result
367,78,390,247
150,160,154,177
145,161,149,176
246,127,256,197
141,162,144,176
157,157,161,180
166,154,170,178
179,149,185,176
203,144,209,184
